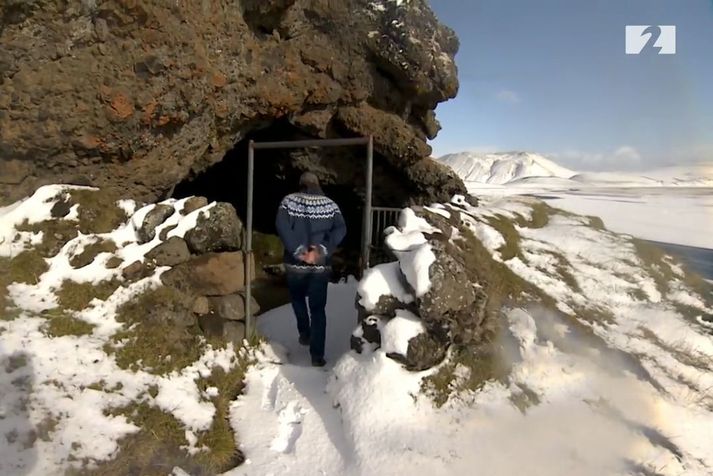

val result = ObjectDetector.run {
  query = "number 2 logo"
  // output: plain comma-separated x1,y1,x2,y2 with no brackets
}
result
626,25,676,55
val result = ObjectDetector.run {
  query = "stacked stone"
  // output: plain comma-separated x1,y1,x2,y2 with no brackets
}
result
123,197,258,344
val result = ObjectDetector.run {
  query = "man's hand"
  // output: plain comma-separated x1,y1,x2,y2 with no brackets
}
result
299,249,319,264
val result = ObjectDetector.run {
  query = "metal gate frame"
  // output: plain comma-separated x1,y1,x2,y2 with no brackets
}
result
244,136,374,338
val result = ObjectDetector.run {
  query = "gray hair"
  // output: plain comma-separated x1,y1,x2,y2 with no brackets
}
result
299,172,320,189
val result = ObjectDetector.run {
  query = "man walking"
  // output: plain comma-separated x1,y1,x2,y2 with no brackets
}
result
275,172,347,367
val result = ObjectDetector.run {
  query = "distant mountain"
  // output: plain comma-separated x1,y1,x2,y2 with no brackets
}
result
438,151,575,185
438,151,713,188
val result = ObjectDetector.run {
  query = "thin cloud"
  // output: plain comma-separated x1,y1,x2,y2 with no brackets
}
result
551,146,644,171
495,89,520,104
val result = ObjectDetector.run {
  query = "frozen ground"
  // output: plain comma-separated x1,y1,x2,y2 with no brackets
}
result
227,196,713,476
471,187,713,250
3,186,713,475
439,152,713,249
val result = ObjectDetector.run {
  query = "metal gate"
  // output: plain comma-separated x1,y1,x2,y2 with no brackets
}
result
369,206,402,266
244,136,374,338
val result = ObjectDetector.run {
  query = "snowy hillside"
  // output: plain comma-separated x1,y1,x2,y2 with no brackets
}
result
230,196,713,476
439,151,713,188
438,151,576,185
2,186,713,475
438,152,713,249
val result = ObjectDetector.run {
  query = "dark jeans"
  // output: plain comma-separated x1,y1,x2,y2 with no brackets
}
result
286,271,330,359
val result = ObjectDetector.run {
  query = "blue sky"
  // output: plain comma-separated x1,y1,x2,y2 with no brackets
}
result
428,0,713,170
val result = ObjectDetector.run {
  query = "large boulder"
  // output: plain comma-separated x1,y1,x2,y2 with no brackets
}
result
184,203,242,254
161,252,254,296
0,1,464,207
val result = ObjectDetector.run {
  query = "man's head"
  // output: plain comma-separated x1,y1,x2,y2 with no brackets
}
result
299,172,321,192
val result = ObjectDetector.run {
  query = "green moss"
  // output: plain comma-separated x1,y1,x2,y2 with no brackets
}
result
108,286,203,375
6,251,48,285
84,356,253,475
80,404,193,476
43,312,95,337
0,258,15,320
68,189,128,234
421,345,509,408
1,251,46,320
15,219,79,258
69,239,117,269
194,362,252,472
514,201,552,229
55,279,120,311
486,214,524,261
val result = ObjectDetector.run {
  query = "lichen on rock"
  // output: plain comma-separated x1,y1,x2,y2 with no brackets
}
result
0,0,464,208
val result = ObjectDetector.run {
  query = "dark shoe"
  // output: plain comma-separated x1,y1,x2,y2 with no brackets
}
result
311,356,326,367
298,334,310,346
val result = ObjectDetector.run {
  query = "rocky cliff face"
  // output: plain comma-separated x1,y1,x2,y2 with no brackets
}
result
0,0,464,205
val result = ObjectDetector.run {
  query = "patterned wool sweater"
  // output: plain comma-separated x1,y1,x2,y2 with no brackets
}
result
275,190,347,273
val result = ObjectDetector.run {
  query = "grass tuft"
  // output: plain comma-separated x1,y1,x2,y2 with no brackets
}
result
42,311,95,337
108,286,202,375
80,404,193,476
84,355,253,475
6,251,48,285
486,214,523,261
68,189,128,234
15,219,79,257
421,345,509,408
56,279,120,311
514,201,552,229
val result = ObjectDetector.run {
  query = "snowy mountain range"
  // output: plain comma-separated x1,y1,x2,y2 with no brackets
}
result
439,151,575,185
438,151,713,188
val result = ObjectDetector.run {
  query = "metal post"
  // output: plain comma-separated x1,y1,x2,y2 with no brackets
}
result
245,141,255,340
361,136,374,275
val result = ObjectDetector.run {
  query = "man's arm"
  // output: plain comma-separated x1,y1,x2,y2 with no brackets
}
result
316,208,347,259
275,202,307,259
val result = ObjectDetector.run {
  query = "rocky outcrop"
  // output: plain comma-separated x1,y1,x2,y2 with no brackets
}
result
353,200,497,371
0,0,464,206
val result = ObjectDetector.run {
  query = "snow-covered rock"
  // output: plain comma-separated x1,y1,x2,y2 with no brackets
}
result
353,203,493,370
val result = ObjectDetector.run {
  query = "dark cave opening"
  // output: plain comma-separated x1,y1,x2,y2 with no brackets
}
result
172,120,410,280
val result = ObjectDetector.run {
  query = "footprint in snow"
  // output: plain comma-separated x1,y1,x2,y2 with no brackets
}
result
270,401,305,454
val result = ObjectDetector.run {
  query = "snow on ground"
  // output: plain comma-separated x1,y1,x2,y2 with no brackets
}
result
4,185,713,475
535,189,713,250
0,186,246,474
228,197,713,476
438,152,713,249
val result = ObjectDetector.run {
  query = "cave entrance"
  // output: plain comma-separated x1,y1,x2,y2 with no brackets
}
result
173,129,381,338
244,136,374,337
